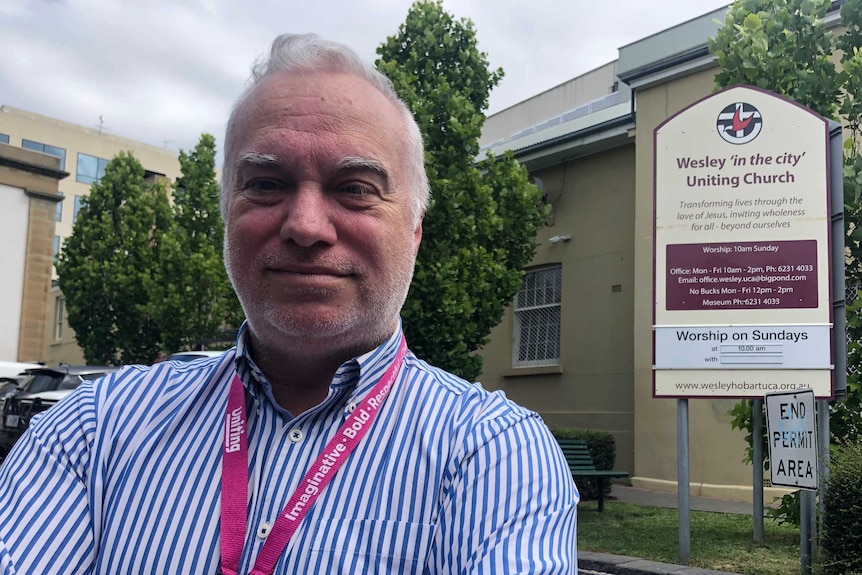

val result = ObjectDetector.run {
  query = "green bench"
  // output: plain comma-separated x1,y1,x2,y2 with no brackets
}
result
557,438,629,511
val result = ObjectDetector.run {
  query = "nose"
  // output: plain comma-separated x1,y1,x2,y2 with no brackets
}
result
279,186,337,247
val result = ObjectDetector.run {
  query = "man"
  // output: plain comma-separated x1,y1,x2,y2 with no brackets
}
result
0,34,578,574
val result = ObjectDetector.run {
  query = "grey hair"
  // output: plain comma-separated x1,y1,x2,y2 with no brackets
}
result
221,33,430,225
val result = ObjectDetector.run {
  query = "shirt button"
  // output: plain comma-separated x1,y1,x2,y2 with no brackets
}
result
289,429,303,443
257,521,272,540
346,402,357,414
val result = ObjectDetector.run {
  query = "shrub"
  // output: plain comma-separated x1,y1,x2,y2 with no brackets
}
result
822,443,862,575
549,427,621,501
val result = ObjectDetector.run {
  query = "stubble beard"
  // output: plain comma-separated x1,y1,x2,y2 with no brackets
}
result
225,236,415,358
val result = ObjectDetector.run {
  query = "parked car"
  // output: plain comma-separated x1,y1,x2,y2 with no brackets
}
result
166,350,225,362
0,365,120,454
0,361,43,380
0,378,22,400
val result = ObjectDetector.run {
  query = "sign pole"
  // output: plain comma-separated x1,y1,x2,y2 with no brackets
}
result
752,399,764,543
817,400,830,550
678,398,690,564
801,490,814,575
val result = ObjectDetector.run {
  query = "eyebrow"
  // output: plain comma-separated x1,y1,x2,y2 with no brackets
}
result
337,156,389,181
231,153,391,187
234,152,281,172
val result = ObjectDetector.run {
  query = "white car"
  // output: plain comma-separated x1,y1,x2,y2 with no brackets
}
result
0,361,43,380
166,351,226,362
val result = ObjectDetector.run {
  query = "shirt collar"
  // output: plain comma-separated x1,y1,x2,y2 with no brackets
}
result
233,320,406,414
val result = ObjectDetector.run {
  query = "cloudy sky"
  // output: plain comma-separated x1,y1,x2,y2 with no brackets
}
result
0,0,729,163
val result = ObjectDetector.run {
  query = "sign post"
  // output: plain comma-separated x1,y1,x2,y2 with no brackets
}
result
766,389,818,574
653,85,836,563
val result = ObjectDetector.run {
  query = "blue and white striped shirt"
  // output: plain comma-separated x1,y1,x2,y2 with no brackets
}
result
0,323,578,574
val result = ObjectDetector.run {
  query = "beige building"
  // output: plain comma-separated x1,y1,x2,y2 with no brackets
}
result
0,106,181,365
0,145,66,364
478,3,847,500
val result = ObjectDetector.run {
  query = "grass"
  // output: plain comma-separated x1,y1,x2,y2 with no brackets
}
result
577,500,801,575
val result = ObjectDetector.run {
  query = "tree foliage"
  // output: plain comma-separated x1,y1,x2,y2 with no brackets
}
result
58,136,243,364
159,134,242,353
376,0,548,380
710,0,841,118
708,0,862,473
57,152,174,365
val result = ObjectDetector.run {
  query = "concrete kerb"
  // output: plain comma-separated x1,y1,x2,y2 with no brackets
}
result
578,551,745,575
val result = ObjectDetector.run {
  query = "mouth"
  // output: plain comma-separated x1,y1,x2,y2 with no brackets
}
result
267,264,351,277
262,264,355,292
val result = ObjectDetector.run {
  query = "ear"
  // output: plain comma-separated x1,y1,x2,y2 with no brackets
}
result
412,213,424,256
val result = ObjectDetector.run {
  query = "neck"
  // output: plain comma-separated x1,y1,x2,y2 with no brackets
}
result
246,328,394,415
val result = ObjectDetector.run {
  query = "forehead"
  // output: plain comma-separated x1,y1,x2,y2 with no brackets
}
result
230,71,405,169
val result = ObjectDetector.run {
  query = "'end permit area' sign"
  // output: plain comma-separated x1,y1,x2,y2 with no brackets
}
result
765,389,817,490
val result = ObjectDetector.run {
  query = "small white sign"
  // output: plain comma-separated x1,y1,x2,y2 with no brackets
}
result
654,325,831,369
765,389,818,490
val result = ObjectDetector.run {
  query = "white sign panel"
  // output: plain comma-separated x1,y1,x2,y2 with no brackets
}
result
653,85,834,398
654,325,831,369
765,389,818,490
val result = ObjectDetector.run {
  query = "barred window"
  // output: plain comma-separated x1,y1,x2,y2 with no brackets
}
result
512,266,562,368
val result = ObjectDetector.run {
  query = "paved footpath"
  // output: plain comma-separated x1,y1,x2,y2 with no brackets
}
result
579,551,745,575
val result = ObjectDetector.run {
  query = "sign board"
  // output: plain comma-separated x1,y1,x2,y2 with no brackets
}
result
653,85,833,398
765,389,818,490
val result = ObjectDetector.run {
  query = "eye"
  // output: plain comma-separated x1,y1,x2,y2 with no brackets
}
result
245,179,281,192
341,183,374,197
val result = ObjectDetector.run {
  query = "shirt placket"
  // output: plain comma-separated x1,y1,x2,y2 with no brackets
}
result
240,386,352,573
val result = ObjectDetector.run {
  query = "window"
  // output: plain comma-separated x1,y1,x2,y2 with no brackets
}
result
76,152,109,185
53,235,61,263
54,297,65,340
22,139,66,170
74,195,84,222
512,266,562,368
55,196,64,222
0,133,8,144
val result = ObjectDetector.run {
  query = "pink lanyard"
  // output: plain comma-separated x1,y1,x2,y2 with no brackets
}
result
219,336,407,575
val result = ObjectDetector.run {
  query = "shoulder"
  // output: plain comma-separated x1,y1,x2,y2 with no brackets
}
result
402,353,552,446
45,352,237,432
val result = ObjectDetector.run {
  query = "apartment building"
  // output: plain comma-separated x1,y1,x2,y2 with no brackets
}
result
0,106,181,364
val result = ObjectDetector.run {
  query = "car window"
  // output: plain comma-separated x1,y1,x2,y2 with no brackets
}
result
0,381,18,397
81,372,112,381
58,375,84,390
24,373,63,394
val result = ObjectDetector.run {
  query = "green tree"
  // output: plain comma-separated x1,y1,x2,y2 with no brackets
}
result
710,0,841,118
159,134,242,353
376,0,548,380
835,0,862,443
57,152,174,365
708,0,862,518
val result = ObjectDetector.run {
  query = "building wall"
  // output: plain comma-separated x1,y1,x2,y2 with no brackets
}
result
0,144,65,363
479,143,637,473
44,287,85,366
0,106,182,365
480,62,628,148
0,183,31,361
0,106,181,252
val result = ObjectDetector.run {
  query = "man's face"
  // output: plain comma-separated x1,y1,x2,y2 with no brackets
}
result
224,71,422,357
